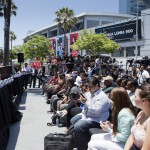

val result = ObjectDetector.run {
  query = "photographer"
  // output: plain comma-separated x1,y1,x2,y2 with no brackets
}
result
137,64,150,85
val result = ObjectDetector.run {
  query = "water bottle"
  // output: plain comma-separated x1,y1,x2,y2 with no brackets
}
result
56,117,59,126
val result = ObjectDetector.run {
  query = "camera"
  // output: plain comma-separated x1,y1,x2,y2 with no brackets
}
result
127,59,134,67
136,56,150,67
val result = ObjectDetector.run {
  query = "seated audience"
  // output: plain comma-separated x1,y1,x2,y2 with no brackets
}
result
137,64,150,85
120,78,128,89
88,87,137,150
124,84,150,150
57,78,80,111
115,77,122,87
126,79,138,106
102,75,117,94
141,119,150,150
71,77,110,150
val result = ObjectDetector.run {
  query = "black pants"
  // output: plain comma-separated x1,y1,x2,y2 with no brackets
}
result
65,102,81,127
23,74,30,89
30,75,36,87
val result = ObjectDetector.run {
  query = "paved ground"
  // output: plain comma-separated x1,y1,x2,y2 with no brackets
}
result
6,87,66,150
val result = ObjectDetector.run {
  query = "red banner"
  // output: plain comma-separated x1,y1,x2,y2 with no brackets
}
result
30,61,41,69
70,33,79,57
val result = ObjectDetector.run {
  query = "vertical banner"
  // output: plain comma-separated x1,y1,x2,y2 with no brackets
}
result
30,61,41,69
50,38,56,55
70,33,79,57
62,35,68,56
57,36,63,57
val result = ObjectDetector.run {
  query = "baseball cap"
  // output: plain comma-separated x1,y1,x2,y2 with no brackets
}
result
103,76,113,83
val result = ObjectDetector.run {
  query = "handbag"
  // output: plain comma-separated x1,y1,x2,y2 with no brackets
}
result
44,133,73,150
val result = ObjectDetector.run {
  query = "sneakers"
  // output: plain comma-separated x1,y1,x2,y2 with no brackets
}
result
46,99,51,104
42,94,46,97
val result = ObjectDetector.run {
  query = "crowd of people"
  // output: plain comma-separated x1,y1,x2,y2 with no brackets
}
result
14,54,150,150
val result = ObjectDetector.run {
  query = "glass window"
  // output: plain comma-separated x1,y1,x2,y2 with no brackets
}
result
126,46,140,56
112,49,124,57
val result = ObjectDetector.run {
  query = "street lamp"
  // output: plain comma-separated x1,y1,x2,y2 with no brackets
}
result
135,0,139,61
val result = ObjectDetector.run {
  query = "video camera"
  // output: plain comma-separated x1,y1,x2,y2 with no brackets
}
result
136,56,150,67
127,59,134,67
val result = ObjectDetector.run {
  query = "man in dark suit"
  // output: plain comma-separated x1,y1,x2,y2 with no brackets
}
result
30,65,38,88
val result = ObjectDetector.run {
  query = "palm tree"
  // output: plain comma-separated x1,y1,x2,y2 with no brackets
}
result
9,31,16,64
10,30,16,49
0,0,17,65
54,7,78,56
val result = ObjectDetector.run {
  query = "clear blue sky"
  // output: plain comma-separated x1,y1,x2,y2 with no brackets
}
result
0,0,119,47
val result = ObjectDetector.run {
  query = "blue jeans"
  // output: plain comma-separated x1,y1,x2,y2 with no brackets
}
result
73,119,101,150
70,114,82,125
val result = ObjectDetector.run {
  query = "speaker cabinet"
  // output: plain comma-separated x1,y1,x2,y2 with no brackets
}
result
18,53,24,62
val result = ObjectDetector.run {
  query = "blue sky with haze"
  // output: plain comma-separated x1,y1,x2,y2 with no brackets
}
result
0,0,119,47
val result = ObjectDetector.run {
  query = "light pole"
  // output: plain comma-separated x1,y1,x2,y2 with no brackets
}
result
135,0,139,61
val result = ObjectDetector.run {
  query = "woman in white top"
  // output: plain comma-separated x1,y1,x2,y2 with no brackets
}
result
141,119,150,150
88,87,137,150
124,84,150,150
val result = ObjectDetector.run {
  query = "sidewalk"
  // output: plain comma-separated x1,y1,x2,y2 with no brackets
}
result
7,87,66,150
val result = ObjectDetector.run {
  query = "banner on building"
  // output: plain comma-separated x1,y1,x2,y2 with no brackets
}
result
57,36,63,57
50,38,56,55
95,20,141,42
70,33,79,57
62,35,68,56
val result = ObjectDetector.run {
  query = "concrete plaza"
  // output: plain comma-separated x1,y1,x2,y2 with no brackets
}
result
7,87,66,150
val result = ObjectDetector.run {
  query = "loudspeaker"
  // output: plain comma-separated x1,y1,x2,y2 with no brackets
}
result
18,53,24,62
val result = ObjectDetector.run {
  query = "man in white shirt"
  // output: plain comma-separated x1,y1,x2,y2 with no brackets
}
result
94,56,102,75
30,65,38,88
22,63,31,72
137,64,150,85
22,63,31,89
126,79,138,106
71,77,110,150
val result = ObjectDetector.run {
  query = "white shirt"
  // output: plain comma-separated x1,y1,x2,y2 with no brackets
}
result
137,70,150,85
81,89,110,122
128,90,136,106
95,58,102,68
22,66,31,72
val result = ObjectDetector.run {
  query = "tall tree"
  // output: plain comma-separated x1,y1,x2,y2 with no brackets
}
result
22,34,52,60
54,7,78,56
71,29,120,55
0,0,17,65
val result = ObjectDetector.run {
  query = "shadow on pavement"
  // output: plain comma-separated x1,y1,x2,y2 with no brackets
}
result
19,91,27,105
28,88,42,96
6,121,21,150
6,90,28,149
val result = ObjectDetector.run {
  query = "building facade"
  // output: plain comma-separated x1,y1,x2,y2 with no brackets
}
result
23,9,150,66
23,12,133,57
95,9,150,66
119,0,150,15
